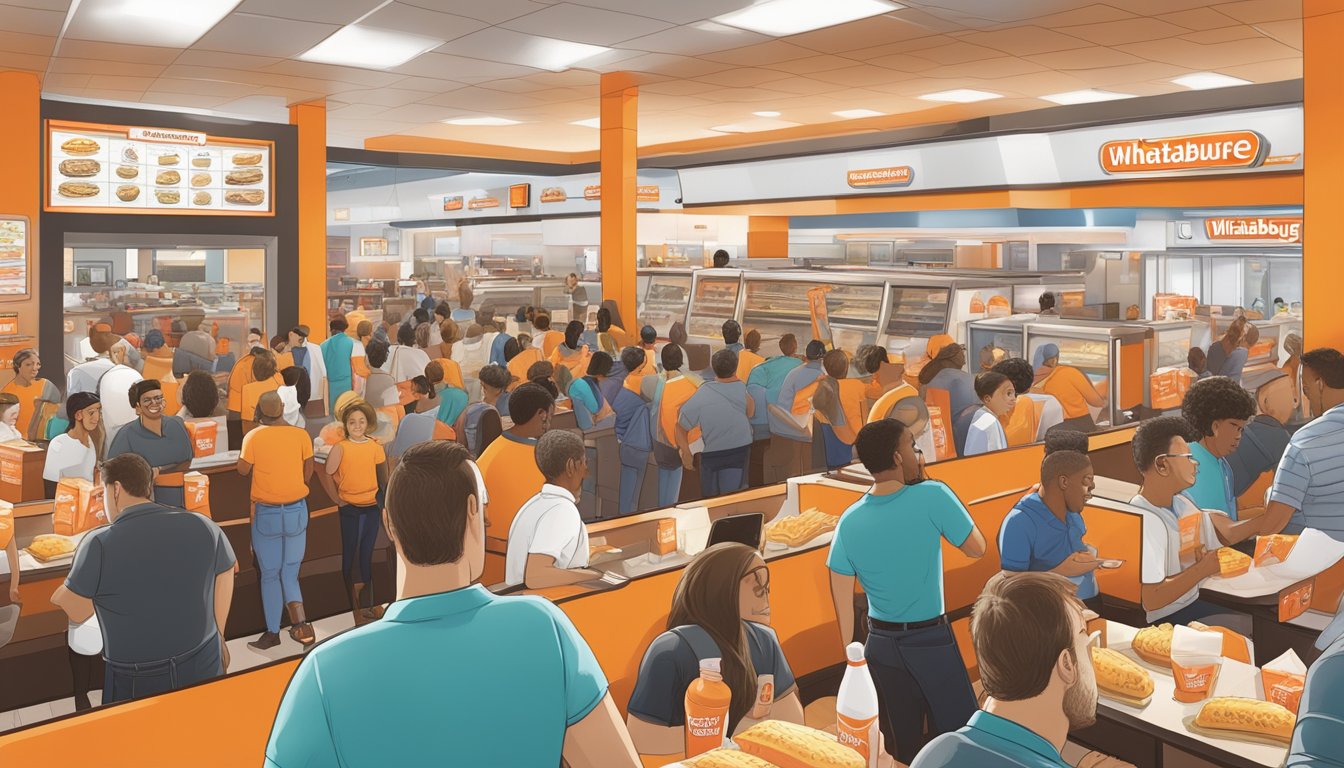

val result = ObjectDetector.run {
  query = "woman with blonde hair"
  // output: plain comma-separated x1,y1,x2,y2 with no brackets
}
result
317,396,388,626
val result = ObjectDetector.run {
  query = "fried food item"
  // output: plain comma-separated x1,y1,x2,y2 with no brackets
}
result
767,508,838,547
115,185,140,202
155,190,180,204
61,137,99,155
1217,547,1252,578
28,534,76,561
1194,697,1296,744
191,155,212,168
57,182,99,198
225,190,263,205
191,172,211,187
684,750,779,768
59,159,100,177
225,169,263,185
158,153,179,165
736,720,864,768
1132,623,1174,666
192,191,212,206
1091,646,1153,705
232,152,262,166
156,170,180,185
115,165,139,179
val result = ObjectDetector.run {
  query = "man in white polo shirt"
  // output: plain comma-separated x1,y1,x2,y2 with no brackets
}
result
505,430,603,589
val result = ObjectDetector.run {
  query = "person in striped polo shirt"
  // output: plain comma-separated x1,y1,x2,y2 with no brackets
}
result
1263,348,1344,540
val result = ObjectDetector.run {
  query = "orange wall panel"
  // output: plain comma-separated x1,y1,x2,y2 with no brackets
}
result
599,73,638,324
1305,1,1344,350
289,101,326,343
0,72,40,341
747,216,789,258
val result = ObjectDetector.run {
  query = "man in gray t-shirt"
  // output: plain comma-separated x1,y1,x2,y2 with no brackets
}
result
107,379,194,508
52,453,236,705
678,349,754,498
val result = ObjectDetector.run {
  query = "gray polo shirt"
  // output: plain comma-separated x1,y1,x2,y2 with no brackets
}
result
107,416,194,508
66,502,236,664
1269,403,1344,538
679,380,752,453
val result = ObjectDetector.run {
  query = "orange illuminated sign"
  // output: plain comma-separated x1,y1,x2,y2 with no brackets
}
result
468,196,499,210
580,184,661,202
847,166,914,188
442,196,463,211
1099,130,1265,174
1204,216,1302,244
508,183,530,208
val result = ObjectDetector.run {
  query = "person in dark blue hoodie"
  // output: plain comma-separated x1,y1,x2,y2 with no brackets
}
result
997,450,1102,610
610,346,654,515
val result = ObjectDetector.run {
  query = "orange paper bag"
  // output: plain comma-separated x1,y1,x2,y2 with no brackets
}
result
1178,514,1203,569
184,471,210,519
0,499,13,549
53,478,104,535
656,518,678,556
184,419,218,458
1261,650,1308,714
1255,534,1299,567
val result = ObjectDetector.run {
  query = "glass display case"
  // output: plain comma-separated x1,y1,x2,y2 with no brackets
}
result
640,271,693,338
467,278,567,321
884,284,951,339
1148,321,1197,371
1025,320,1153,427
1145,320,1198,412
740,276,884,350
686,271,742,340
967,316,1033,364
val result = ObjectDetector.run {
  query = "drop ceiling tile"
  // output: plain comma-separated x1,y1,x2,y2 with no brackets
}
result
0,51,47,72
1253,19,1303,50
0,4,65,35
911,41,1008,65
956,26,1091,56
327,103,394,120
359,2,488,43
1024,4,1137,27
501,3,672,46
148,77,263,100
519,69,600,88
400,0,550,25
236,0,380,25
783,16,936,53
844,34,964,62
1052,60,1185,86
1025,46,1147,70
1119,0,1241,13
1180,25,1265,45
55,39,180,64
699,41,817,67
139,91,236,109
935,56,1051,80
1059,17,1187,46
263,60,407,87
765,54,863,75
330,86,460,107
564,0,755,25
159,64,259,85
4,0,73,10
639,79,722,96
913,0,1096,24
74,88,150,103
1116,36,1300,68
619,22,767,56
865,53,943,74
173,50,283,71
390,52,540,81
1213,0,1302,24
572,48,648,71
363,102,458,123
390,75,470,93
806,65,908,88
419,85,545,110
1156,8,1242,31
698,85,797,104
48,57,165,77
42,72,90,91
617,52,734,79
0,28,53,56
693,67,797,88
194,13,340,58
1216,58,1302,83
960,69,1092,95
757,75,849,96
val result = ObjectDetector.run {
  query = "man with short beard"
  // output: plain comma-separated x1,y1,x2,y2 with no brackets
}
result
911,572,1132,768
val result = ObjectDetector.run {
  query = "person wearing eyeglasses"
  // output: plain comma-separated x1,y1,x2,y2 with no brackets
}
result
107,380,194,508
626,542,803,757
1128,416,1262,626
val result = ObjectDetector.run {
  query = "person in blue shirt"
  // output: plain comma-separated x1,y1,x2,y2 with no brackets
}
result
1288,612,1344,767
721,319,744,354
1263,347,1344,540
264,440,640,768
776,339,826,414
827,419,987,764
1181,375,1255,524
998,450,1102,610
747,333,804,406
911,571,1131,768
611,347,653,514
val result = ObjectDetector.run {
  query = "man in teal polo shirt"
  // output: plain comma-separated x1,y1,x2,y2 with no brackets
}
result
264,440,640,768
912,572,1131,768
827,419,987,764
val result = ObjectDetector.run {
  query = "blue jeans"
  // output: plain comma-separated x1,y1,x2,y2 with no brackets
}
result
653,442,682,508
339,503,382,591
820,424,854,470
251,500,309,634
700,445,750,498
865,619,977,763
619,455,647,515
103,634,221,705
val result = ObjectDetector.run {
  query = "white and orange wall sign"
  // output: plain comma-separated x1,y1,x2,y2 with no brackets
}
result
1203,216,1302,244
1099,131,1265,174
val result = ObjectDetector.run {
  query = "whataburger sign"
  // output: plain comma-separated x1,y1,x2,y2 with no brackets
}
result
1099,130,1266,174
1204,216,1302,244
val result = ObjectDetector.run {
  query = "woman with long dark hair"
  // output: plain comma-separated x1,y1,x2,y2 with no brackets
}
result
626,543,803,756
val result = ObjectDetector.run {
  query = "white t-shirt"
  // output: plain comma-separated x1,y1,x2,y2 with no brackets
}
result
385,345,431,383
98,364,145,451
504,484,589,587
43,433,98,483
1025,393,1066,440
964,407,1007,456
1128,493,1223,622
277,385,306,428
0,422,22,444
67,358,114,397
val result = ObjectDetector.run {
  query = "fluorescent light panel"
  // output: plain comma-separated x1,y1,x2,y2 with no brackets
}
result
918,88,1001,103
833,109,884,119
516,36,611,72
1040,89,1133,105
301,25,445,69
715,0,902,36
72,0,242,48
752,110,782,117
571,118,602,128
710,118,801,133
1171,72,1252,90
444,117,521,126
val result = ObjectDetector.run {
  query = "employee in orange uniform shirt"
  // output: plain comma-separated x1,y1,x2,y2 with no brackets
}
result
2,348,60,440
532,314,565,357
239,392,315,651
241,349,284,424
1032,343,1105,433
229,338,260,424
318,397,388,626
814,349,868,470
550,320,592,379
623,326,660,394
736,328,765,382
508,332,543,386
475,382,554,536
643,344,700,507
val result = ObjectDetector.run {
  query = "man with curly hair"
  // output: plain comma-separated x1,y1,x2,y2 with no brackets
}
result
1181,376,1256,521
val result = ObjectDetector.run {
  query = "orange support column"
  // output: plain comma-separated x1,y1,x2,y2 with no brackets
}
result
0,72,41,342
289,101,327,343
1305,0,1344,350
747,216,790,258
600,73,637,322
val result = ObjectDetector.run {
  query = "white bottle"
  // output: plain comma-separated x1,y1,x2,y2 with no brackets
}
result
836,642,881,767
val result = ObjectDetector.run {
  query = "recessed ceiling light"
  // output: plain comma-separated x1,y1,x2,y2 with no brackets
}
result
918,89,1002,103
833,109,885,119
443,117,522,126
513,36,611,72
1171,72,1253,90
1040,89,1133,105
70,0,243,48
571,118,601,128
715,0,903,37
301,25,445,70
752,111,782,117
710,118,802,133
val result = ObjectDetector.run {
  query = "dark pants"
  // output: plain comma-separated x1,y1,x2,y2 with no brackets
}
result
103,635,222,705
700,445,750,498
1059,413,1098,433
748,438,770,488
339,503,382,590
69,648,101,704
865,618,977,764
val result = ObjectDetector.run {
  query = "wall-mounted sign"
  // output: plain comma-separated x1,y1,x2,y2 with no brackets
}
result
583,185,601,201
0,217,29,300
847,166,914,188
1204,216,1302,244
580,184,661,201
46,119,274,215
508,183,530,209
1099,130,1265,174
359,238,388,258
443,196,463,211
332,207,350,221
468,196,499,210
540,186,567,203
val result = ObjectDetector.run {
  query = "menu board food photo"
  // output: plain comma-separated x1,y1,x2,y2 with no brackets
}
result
0,217,27,298
46,120,274,215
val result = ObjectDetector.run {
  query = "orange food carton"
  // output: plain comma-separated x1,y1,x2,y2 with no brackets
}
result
1192,623,1253,664
1278,579,1314,622
53,477,104,535
184,419,218,458
656,518,677,556
1255,534,1299,567
184,472,210,519
1178,514,1204,569
0,499,13,549
1261,650,1308,715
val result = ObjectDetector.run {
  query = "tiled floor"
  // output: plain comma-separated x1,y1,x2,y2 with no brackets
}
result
0,609,360,734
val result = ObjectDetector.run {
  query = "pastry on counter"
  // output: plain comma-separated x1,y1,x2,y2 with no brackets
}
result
1091,646,1153,706
683,750,778,768
1132,623,1174,666
1217,547,1251,577
27,534,76,562
1192,697,1295,744
735,720,863,768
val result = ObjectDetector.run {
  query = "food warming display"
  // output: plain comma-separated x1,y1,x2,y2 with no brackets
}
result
1025,320,1152,427
741,277,883,350
640,271,693,338
1146,321,1199,411
884,285,950,339
687,272,741,340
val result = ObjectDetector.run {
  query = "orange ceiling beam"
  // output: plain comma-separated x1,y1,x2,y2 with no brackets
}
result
1304,0,1344,350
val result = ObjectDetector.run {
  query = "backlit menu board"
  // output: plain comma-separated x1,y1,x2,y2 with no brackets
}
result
45,120,275,215
0,217,27,298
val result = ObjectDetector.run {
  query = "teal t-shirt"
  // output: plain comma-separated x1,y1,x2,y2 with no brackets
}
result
436,386,469,426
911,711,1071,768
264,585,607,767
826,481,974,623
1186,441,1237,520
